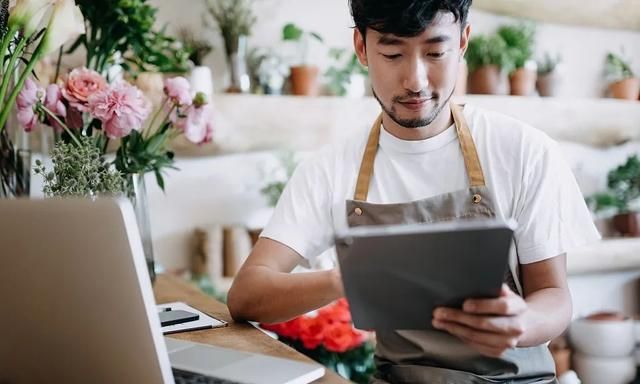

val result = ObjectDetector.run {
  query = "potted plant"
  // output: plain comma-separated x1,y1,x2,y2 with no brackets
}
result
604,52,640,100
497,23,537,96
179,27,214,98
465,34,509,95
282,23,324,96
247,48,289,95
589,155,640,237
205,0,256,93
68,0,190,77
325,48,369,97
536,52,562,97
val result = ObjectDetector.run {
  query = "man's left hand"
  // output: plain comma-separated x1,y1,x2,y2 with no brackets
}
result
432,284,527,358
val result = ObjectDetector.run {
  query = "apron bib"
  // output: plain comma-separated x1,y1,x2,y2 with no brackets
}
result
345,104,557,384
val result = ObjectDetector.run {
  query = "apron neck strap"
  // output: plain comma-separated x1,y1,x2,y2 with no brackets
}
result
353,104,486,202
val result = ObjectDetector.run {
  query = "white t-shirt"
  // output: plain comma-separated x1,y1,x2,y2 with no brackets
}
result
261,104,601,266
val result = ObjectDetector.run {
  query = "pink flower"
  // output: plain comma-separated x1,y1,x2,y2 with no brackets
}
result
16,78,44,132
175,103,214,145
164,77,192,106
88,82,152,139
44,84,67,132
61,67,107,111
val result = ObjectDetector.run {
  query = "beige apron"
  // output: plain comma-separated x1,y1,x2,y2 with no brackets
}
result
345,104,557,384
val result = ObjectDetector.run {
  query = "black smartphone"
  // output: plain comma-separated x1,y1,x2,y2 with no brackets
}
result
159,310,199,327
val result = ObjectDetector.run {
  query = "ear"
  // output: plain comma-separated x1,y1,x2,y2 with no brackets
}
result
353,28,368,66
459,23,471,59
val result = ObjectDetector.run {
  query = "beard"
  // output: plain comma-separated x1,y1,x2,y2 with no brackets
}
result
372,86,455,129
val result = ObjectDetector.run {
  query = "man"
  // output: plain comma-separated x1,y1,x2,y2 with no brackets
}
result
228,1,600,382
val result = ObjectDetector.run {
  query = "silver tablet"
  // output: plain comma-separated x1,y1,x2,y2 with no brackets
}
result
335,218,517,330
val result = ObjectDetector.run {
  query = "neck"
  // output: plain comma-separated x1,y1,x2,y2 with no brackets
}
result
382,101,454,141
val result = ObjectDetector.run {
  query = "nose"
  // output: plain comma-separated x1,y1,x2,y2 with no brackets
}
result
402,56,429,93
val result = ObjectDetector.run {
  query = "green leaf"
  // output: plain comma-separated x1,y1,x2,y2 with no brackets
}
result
282,23,303,41
154,169,165,192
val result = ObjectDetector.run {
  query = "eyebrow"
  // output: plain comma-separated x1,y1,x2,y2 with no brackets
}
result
377,34,451,46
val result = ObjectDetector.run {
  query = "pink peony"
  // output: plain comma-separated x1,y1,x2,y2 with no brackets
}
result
61,67,108,111
16,78,44,132
44,84,67,132
175,103,214,145
88,82,152,139
164,76,192,106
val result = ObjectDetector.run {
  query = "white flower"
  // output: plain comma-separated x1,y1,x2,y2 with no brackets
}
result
42,0,84,55
8,0,51,37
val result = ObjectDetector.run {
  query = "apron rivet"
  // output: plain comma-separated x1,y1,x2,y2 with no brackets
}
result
354,207,363,216
472,194,482,204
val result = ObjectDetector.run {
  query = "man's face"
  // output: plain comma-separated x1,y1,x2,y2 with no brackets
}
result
354,12,470,129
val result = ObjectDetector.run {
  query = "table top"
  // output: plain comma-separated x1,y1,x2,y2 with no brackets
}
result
153,274,351,384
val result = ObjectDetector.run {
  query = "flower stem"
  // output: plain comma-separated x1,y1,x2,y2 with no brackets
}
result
0,34,28,112
145,97,169,139
39,104,82,147
0,34,46,132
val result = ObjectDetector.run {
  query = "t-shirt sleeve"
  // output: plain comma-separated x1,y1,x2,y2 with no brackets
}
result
259,156,334,262
513,137,601,264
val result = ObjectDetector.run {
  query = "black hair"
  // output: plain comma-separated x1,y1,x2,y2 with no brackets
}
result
349,0,472,38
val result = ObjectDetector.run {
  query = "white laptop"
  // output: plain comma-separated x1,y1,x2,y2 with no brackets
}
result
0,198,325,384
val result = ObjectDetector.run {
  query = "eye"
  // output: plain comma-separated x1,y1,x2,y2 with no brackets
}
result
427,52,446,58
381,54,402,60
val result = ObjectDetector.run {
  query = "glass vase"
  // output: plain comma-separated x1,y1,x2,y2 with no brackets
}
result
130,173,156,283
225,35,251,93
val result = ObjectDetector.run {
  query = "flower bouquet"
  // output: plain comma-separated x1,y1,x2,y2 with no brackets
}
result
18,68,214,281
0,0,85,197
261,299,375,383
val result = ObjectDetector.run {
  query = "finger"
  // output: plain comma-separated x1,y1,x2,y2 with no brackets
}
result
500,284,510,297
433,308,525,336
462,296,527,316
433,319,518,350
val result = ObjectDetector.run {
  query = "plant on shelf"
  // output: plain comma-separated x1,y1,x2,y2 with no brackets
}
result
497,23,537,96
588,155,640,236
604,51,639,100
67,0,190,77
536,52,562,97
205,0,256,93
325,48,368,97
0,0,85,198
282,22,324,96
465,34,509,95
179,28,214,68
261,299,375,383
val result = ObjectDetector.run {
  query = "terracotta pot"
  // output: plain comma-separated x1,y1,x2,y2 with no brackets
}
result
454,59,468,97
468,65,501,95
613,212,640,237
609,77,640,100
536,72,560,97
509,68,537,96
290,65,320,96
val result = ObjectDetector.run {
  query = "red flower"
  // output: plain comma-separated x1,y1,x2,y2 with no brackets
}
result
324,322,359,353
299,316,327,350
262,317,302,340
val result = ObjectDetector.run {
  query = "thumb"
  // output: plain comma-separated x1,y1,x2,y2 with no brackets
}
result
499,283,511,297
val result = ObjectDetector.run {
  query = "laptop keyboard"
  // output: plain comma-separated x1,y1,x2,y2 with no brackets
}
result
173,368,244,384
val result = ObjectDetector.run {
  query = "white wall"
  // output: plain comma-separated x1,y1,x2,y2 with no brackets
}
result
150,0,640,98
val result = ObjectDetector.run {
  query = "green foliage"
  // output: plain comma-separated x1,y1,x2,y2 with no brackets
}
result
282,23,323,43
604,52,635,82
114,128,177,194
465,34,509,73
68,0,190,75
260,151,298,207
537,52,561,75
205,0,256,56
34,136,123,198
325,48,368,96
588,155,640,213
497,23,535,71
